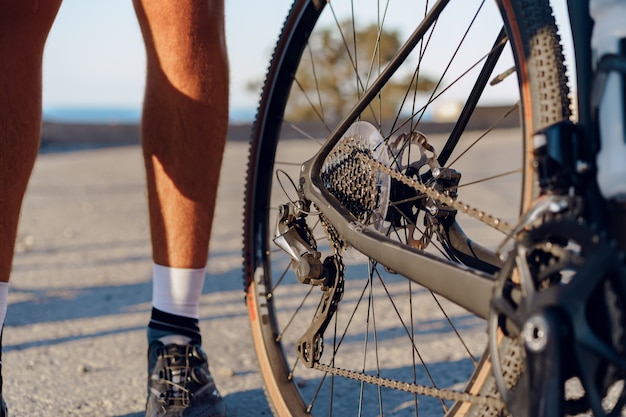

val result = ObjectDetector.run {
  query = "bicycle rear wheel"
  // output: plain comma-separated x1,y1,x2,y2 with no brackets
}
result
244,0,570,415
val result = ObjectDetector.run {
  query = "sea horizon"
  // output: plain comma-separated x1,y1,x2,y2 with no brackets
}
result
43,106,256,125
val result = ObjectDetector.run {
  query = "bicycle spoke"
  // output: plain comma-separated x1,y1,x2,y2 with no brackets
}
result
458,169,523,188
447,102,520,168
275,285,315,342
429,291,478,367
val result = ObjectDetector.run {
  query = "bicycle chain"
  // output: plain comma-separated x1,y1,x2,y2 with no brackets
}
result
313,362,505,408
342,145,514,235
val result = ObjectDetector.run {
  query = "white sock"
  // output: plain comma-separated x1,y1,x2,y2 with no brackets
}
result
152,263,205,319
0,282,8,329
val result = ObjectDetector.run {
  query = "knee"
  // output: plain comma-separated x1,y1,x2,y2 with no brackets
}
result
134,0,228,101
134,0,226,56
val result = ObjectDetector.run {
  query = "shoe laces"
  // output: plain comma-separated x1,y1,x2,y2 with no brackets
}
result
152,343,213,408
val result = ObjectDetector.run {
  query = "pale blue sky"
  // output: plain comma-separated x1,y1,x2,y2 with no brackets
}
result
42,1,573,115
43,0,292,112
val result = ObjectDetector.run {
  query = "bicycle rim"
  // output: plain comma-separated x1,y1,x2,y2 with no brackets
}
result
244,0,570,416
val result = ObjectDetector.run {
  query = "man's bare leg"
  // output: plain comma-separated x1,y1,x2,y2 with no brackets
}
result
133,1,228,415
0,0,62,283
134,0,228,269
0,1,62,414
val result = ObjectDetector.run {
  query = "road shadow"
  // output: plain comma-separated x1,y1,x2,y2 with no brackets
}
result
4,249,246,352
111,387,274,417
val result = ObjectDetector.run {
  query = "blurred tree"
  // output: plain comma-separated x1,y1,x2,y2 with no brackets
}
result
247,20,437,122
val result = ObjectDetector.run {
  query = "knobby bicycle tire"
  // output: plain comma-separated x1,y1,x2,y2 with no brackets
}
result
243,0,570,416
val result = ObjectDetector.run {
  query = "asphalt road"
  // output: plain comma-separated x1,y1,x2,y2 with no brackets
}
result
4,128,522,416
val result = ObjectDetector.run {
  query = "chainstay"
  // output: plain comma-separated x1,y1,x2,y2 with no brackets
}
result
346,148,513,235
314,362,505,408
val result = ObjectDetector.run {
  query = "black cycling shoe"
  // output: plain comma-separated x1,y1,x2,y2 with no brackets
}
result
145,336,226,417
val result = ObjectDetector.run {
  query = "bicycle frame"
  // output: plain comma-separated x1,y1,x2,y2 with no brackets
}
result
300,155,498,320
244,0,626,414
295,0,610,325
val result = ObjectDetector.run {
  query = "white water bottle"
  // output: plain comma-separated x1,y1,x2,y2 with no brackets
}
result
591,0,626,200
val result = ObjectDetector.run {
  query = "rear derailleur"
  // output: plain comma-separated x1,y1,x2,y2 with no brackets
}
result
273,201,343,368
